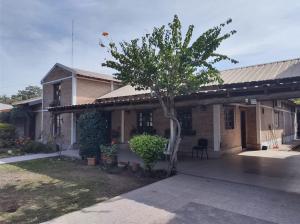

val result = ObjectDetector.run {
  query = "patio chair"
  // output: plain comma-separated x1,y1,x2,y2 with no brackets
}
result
192,138,208,159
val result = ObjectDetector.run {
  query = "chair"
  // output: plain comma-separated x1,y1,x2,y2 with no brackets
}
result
192,138,208,159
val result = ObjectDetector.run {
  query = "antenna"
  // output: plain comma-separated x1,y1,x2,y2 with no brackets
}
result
71,19,74,67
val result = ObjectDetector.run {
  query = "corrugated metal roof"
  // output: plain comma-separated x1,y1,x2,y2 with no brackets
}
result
41,63,120,84
220,58,300,84
98,58,300,100
12,97,42,106
98,85,150,99
0,103,13,112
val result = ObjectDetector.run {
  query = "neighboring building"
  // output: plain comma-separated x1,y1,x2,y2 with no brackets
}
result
0,103,13,113
15,58,300,157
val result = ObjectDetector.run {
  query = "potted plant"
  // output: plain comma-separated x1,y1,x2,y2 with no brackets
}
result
100,144,118,167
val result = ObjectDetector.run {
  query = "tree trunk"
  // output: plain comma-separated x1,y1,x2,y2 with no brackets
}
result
154,93,181,176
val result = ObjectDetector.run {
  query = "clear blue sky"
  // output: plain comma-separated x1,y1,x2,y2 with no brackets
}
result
0,0,300,95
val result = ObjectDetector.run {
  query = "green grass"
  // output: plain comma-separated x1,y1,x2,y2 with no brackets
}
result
0,157,157,223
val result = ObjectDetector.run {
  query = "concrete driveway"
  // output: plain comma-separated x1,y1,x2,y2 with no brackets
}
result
45,150,300,224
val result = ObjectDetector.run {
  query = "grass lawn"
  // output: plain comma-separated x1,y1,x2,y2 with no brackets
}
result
0,157,159,223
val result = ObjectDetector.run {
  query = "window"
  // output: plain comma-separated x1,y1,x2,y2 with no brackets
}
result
137,110,153,133
53,114,63,136
224,107,235,129
53,83,61,106
177,108,195,135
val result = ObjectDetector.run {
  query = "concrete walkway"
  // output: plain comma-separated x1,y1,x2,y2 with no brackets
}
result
0,152,59,164
45,150,300,224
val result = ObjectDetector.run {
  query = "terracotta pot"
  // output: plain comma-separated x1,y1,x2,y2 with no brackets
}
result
131,162,140,172
87,157,96,166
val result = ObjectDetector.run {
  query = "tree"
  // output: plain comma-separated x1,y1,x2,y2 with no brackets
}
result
0,85,42,104
102,15,237,174
11,85,42,102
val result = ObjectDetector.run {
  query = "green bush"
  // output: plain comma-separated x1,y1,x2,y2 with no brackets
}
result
0,123,16,148
78,111,110,158
22,141,55,153
129,134,167,171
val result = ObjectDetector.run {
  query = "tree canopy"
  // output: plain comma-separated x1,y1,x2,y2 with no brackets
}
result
0,85,42,104
101,15,237,173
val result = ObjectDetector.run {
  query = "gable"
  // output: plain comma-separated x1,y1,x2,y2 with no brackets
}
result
41,64,73,84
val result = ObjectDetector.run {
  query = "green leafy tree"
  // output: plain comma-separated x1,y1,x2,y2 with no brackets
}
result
102,15,237,174
11,85,42,102
0,85,42,104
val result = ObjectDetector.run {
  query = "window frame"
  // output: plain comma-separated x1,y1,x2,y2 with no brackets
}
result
224,106,235,130
177,107,194,135
53,114,63,136
53,82,61,105
136,110,153,133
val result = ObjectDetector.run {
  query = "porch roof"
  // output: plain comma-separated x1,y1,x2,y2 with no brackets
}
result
48,75,300,113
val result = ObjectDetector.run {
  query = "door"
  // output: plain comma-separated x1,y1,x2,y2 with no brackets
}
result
240,111,247,149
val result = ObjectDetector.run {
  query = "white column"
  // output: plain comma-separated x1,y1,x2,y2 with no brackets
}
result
121,110,125,143
71,113,76,145
111,81,114,91
294,108,298,140
256,102,262,148
213,104,221,152
71,74,77,146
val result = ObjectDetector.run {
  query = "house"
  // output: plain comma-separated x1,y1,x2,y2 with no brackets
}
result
15,58,300,158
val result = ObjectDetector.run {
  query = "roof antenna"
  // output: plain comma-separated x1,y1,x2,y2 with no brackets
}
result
71,19,74,67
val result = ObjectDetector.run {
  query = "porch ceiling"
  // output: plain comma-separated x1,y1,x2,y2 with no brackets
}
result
48,76,300,113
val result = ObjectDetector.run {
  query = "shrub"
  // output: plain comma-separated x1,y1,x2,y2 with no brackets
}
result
129,134,167,171
22,141,55,153
78,111,110,159
0,123,16,148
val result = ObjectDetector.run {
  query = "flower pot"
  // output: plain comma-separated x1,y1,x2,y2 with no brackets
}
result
131,162,140,172
87,157,96,166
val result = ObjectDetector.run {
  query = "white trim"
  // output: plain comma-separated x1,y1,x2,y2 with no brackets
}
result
42,76,72,85
72,74,77,105
256,102,261,147
41,87,44,142
121,110,125,143
41,63,75,84
213,104,221,152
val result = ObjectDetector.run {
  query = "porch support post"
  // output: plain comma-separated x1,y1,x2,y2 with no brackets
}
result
121,110,125,143
71,113,76,145
213,104,221,152
294,108,298,140
256,101,262,149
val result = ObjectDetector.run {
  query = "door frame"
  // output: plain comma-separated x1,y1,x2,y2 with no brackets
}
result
240,110,247,149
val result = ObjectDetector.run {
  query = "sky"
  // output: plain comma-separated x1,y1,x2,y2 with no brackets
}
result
0,0,300,95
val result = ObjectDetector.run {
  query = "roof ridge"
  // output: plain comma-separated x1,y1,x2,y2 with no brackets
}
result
221,57,300,72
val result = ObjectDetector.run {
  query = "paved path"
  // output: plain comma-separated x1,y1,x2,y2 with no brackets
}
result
0,152,59,164
45,150,300,224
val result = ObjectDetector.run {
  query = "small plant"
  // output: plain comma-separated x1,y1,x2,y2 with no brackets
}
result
100,144,118,167
129,134,167,171
100,144,118,157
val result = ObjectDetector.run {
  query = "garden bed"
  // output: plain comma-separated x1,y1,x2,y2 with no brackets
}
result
0,147,25,159
0,157,162,223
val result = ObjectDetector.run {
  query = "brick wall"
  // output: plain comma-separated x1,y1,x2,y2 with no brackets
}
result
76,78,113,104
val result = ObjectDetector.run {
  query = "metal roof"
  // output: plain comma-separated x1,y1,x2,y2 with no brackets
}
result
98,58,300,100
12,97,42,106
0,103,13,112
41,63,120,84
220,58,300,84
